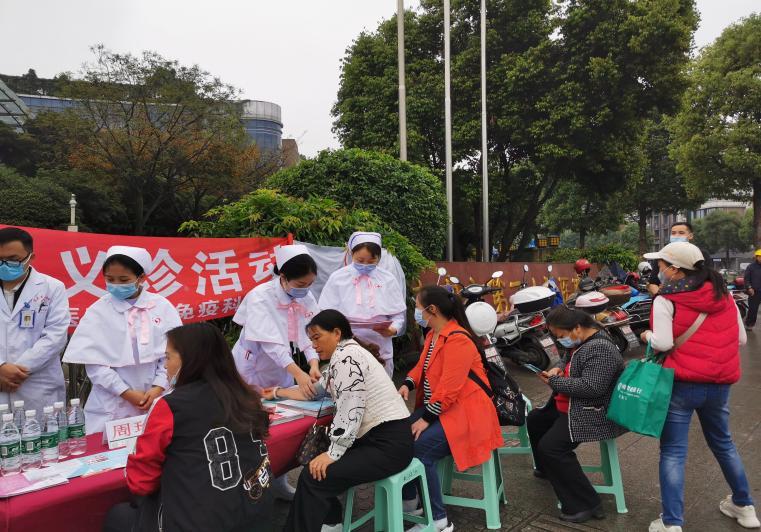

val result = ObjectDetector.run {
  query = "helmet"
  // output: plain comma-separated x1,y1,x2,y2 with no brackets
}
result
629,272,640,283
734,277,745,288
464,302,498,336
755,249,761,257
637,261,652,275
574,258,592,275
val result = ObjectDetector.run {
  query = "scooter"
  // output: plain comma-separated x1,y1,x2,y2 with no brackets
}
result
728,277,749,321
543,264,564,307
569,291,639,353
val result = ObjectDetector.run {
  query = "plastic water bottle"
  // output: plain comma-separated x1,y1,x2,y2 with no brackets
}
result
21,410,41,471
0,413,21,476
54,401,69,459
40,406,59,466
67,399,87,455
0,404,9,417
12,400,24,429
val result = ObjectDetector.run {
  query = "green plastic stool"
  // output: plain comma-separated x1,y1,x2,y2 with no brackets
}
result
437,449,506,530
581,438,628,514
343,457,436,532
498,395,533,457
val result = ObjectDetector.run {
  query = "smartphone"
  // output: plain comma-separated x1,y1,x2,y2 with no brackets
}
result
523,363,543,374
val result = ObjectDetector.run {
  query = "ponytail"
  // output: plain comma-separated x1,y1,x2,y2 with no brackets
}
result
418,285,478,339
675,260,728,301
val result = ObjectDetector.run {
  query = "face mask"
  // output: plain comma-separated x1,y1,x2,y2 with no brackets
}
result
169,368,180,389
670,236,689,243
353,263,377,275
0,263,25,282
557,336,581,349
658,266,673,285
106,282,139,300
414,308,429,328
287,286,310,299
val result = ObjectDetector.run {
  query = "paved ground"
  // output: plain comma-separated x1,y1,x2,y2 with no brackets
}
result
273,334,761,531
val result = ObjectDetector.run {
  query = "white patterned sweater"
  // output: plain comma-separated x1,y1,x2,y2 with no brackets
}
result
315,339,410,461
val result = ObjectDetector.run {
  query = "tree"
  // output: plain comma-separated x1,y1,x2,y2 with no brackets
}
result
693,211,747,266
57,45,261,235
0,122,44,176
671,14,761,249
266,148,446,258
332,0,697,258
182,188,432,282
0,165,70,228
739,209,754,249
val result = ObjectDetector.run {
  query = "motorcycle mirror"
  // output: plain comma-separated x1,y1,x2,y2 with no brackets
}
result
523,264,529,272
449,276,460,284
437,267,447,276
547,265,553,273
492,271,503,279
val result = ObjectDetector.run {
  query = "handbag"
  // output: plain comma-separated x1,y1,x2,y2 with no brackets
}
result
606,312,707,437
296,395,331,466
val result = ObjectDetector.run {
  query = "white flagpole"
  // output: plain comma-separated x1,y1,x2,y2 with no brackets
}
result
397,0,407,161
480,0,489,261
444,0,454,261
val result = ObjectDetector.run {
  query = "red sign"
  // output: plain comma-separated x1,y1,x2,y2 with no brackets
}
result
3,226,292,329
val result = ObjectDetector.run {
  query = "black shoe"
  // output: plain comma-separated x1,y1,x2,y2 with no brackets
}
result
559,504,605,523
533,469,548,479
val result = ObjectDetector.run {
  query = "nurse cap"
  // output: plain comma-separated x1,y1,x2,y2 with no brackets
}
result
348,231,382,251
106,246,153,276
275,244,311,269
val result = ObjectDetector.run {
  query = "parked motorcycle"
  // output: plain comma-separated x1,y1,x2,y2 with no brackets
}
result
569,290,640,354
728,277,749,321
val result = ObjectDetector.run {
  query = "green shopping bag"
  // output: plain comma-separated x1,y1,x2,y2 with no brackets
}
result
606,343,674,438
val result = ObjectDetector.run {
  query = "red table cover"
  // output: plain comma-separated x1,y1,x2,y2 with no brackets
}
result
0,415,330,532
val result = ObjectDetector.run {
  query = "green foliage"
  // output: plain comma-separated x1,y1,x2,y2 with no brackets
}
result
0,165,70,228
266,148,446,259
548,247,584,264
693,211,748,257
550,243,639,271
740,209,754,248
671,14,761,247
181,189,433,282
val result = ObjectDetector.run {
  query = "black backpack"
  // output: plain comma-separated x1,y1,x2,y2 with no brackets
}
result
449,331,526,426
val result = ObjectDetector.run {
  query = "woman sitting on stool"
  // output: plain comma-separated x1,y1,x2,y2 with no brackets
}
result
528,305,625,524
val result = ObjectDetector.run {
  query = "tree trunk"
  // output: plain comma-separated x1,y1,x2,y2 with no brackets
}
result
638,205,649,255
579,228,587,249
134,191,145,235
754,179,761,250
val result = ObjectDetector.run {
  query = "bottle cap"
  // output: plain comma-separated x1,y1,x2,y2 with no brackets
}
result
2,414,12,422
25,410,36,417
54,401,64,409
43,406,54,414
70,399,80,406
13,401,24,408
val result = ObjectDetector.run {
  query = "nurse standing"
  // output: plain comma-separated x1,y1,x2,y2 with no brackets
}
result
318,232,406,376
63,246,182,434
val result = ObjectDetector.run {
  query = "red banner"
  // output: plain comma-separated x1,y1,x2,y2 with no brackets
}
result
2,226,292,329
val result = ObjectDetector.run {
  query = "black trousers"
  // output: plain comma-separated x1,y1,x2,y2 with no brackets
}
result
526,400,601,514
103,495,159,532
746,291,761,326
284,417,414,532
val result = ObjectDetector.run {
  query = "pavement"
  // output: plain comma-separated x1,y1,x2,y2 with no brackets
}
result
272,333,761,531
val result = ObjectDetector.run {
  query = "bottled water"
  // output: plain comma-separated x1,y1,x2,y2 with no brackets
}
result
0,413,21,476
54,401,69,459
21,410,41,471
40,406,59,466
67,399,87,455
0,404,9,417
12,400,24,428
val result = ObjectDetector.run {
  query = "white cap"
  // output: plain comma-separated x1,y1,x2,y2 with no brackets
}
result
43,406,53,414
644,242,703,271
2,414,12,423
70,398,80,406
106,245,153,275
348,231,382,251
13,400,23,408
274,244,311,270
25,410,36,417
54,401,64,409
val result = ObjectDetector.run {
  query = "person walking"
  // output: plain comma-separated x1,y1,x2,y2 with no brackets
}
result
642,242,759,532
743,249,761,330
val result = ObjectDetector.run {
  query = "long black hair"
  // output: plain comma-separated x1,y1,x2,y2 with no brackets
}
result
102,255,144,277
665,259,728,301
306,309,382,362
546,305,600,331
417,285,477,338
273,254,317,281
166,323,269,438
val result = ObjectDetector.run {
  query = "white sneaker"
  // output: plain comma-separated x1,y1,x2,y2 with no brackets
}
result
407,517,453,532
649,517,682,532
270,474,296,501
320,525,342,532
403,496,419,513
720,495,761,528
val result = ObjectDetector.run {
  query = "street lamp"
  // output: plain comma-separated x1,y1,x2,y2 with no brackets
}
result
480,0,489,262
397,0,407,162
68,193,78,232
444,0,453,261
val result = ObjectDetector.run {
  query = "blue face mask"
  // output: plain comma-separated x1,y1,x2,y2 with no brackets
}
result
169,369,180,389
414,308,429,328
353,263,377,276
557,336,581,349
287,286,310,299
0,263,25,282
106,282,139,300
670,236,688,243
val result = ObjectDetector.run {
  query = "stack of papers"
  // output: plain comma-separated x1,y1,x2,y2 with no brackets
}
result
266,404,304,426
0,472,68,498
348,317,393,330
278,398,335,418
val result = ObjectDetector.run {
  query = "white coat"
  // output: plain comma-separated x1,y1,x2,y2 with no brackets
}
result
232,278,319,389
63,290,182,434
0,268,70,415
318,264,406,375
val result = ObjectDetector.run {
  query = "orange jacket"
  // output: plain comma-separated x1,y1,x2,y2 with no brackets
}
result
407,320,503,470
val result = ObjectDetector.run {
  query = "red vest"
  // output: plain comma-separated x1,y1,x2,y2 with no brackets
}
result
657,283,740,384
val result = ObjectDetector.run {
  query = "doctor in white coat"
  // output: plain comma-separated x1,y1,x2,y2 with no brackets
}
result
63,246,182,434
0,227,70,415
318,232,406,376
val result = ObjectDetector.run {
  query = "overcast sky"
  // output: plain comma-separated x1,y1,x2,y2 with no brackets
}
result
2,0,758,156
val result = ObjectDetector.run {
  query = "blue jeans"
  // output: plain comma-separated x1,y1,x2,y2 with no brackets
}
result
659,382,754,526
402,407,451,520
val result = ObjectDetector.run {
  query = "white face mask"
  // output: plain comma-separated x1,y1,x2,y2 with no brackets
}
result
169,366,181,388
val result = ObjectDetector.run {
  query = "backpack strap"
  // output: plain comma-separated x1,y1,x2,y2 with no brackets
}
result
446,330,494,397
673,312,708,349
